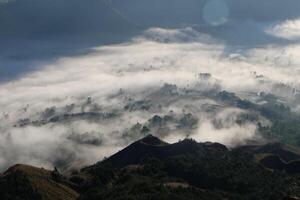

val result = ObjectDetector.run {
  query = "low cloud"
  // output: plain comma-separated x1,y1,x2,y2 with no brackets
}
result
193,108,259,147
266,19,300,40
0,26,300,171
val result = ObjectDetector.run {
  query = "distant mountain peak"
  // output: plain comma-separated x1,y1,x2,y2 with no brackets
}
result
98,135,228,168
138,134,169,146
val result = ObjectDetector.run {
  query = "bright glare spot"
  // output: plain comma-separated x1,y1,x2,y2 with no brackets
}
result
203,0,229,26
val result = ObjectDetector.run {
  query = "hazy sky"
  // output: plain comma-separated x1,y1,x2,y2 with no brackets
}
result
1,0,300,81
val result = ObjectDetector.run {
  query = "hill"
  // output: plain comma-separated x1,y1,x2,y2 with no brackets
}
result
82,136,300,199
2,135,300,199
104,134,227,167
0,164,79,200
237,142,300,164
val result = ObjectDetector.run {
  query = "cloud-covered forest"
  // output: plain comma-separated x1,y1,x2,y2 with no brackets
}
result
1,0,300,172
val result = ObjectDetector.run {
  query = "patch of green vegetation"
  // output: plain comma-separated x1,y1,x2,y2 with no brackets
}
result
81,147,300,200
216,91,300,147
258,102,300,146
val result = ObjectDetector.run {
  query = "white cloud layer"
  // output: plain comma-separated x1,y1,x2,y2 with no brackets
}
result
266,18,300,40
0,27,300,171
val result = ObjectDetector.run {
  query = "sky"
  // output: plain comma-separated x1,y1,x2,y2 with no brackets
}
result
0,0,300,171
1,0,300,80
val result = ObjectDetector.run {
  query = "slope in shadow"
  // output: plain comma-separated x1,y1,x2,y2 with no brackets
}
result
106,134,227,168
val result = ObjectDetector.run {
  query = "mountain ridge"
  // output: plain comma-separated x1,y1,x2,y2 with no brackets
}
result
2,135,300,199
101,134,227,168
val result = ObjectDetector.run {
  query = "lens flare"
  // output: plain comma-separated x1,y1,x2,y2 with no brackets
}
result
203,0,229,26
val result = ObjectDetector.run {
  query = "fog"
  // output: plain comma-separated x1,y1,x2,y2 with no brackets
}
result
0,0,300,171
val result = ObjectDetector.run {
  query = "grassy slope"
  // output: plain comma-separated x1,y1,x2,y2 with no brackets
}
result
0,164,79,200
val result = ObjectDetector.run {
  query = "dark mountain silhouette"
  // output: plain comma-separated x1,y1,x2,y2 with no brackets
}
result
2,135,300,199
260,155,300,174
260,155,286,170
237,142,300,174
238,143,300,162
105,134,227,167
